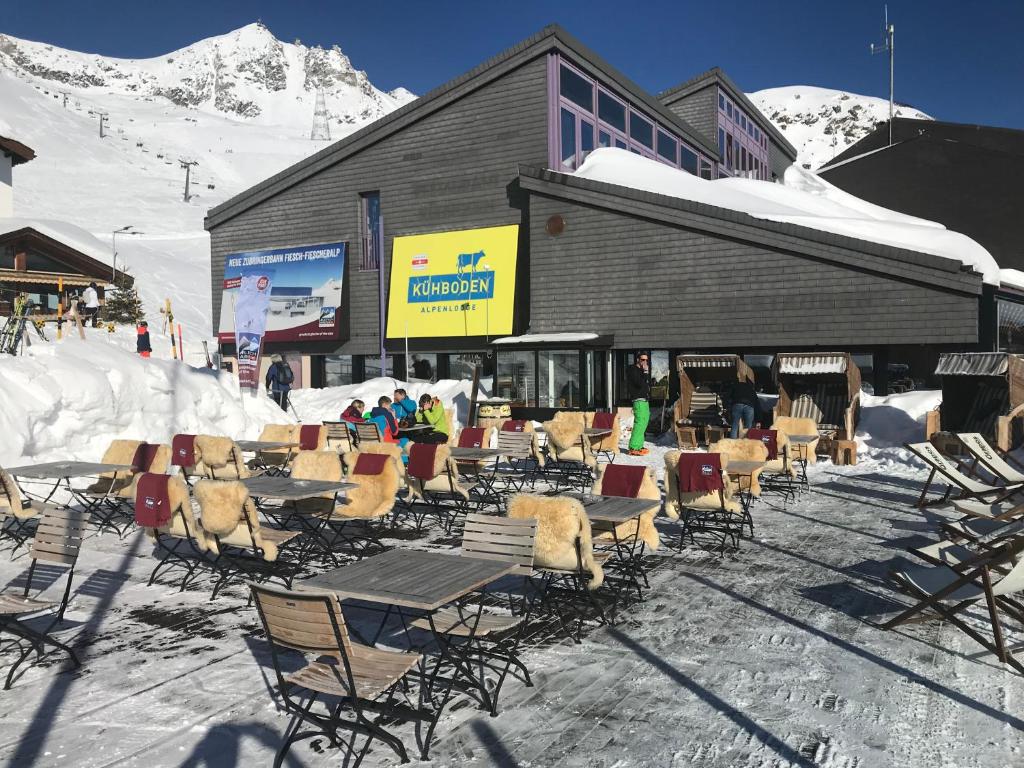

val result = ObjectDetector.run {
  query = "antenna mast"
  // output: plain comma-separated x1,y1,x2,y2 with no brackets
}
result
869,5,895,146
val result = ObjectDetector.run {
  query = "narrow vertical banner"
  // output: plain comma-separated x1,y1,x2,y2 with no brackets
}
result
232,270,274,393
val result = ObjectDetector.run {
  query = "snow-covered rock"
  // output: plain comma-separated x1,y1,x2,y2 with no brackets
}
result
748,85,932,170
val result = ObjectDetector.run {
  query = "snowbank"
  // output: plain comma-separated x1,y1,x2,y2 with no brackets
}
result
853,389,939,469
0,336,286,467
573,148,1001,284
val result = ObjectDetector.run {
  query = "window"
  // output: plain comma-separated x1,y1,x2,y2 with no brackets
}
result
538,350,581,408
559,64,593,111
699,157,713,180
656,131,677,163
629,112,653,149
324,355,354,387
598,90,627,133
718,92,725,110
740,114,747,131
740,146,747,171
408,353,437,381
615,139,627,149
445,352,494,382
725,133,733,169
680,145,699,175
726,101,733,118
560,108,577,169
718,128,725,156
496,351,536,405
755,127,760,142
364,355,394,379
360,192,381,270
599,130,611,148
580,118,595,160
999,300,1024,352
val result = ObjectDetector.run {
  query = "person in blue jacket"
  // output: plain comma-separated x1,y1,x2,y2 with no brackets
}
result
391,388,417,424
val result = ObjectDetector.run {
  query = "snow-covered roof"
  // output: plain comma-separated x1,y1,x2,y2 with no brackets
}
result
572,148,1002,285
492,332,598,345
0,217,112,265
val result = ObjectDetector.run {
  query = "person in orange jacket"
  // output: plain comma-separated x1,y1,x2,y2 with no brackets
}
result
136,321,152,358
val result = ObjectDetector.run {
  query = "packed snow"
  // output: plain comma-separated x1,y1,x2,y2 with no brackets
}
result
573,148,1001,284
748,85,933,169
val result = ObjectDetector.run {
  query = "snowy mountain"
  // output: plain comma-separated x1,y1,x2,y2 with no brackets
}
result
748,85,932,170
0,23,415,337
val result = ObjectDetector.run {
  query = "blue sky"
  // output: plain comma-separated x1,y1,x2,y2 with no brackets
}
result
3,1,1022,128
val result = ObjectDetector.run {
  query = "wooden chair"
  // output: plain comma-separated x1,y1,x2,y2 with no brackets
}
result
0,507,86,688
249,424,299,474
354,422,383,446
193,480,301,599
665,450,744,552
410,513,537,715
493,431,538,493
541,413,595,492
170,433,201,485
586,411,621,464
324,422,354,453
0,467,58,550
406,444,477,533
74,438,142,516
250,584,428,765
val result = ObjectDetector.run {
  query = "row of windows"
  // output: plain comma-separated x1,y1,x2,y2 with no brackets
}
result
718,91,768,150
557,59,714,179
718,128,767,179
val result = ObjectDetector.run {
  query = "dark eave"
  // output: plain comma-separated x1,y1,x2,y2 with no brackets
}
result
0,135,36,166
658,67,798,160
0,227,132,285
517,165,981,296
205,24,717,230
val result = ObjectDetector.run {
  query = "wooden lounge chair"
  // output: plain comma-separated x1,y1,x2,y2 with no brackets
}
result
957,432,1024,485
406,444,477,533
410,513,537,715
135,472,209,591
250,584,427,765
906,441,1023,509
508,493,612,643
665,450,744,552
0,507,86,688
883,538,1024,674
193,480,300,599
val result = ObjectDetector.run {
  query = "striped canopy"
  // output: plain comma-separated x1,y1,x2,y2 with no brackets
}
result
777,354,848,375
935,353,1010,377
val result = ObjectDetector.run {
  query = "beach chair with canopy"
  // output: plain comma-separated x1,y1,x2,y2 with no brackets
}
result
925,352,1024,452
772,352,861,441
673,354,754,446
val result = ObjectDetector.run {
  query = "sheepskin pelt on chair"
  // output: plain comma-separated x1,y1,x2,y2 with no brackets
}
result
542,415,594,467
353,442,406,480
85,439,143,493
408,444,468,499
591,465,661,550
772,416,820,464
144,475,208,551
585,412,621,452
663,450,741,518
120,444,173,499
338,451,400,519
290,450,344,516
194,436,249,479
709,439,768,497
193,479,279,560
508,494,603,589
0,468,30,519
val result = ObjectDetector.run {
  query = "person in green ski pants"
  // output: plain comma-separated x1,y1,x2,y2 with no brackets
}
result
626,352,651,455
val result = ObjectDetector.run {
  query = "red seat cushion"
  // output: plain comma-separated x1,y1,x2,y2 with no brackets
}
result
299,425,322,451
458,427,486,448
677,452,724,494
600,464,645,498
134,473,173,527
353,453,388,475
746,429,778,460
502,420,527,432
407,443,440,481
171,434,196,467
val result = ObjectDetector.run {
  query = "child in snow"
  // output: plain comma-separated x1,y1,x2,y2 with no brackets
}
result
136,321,152,358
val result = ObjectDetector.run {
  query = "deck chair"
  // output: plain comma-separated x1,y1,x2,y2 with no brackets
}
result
82,442,172,536
135,472,209,591
249,424,298,474
354,422,383,446
193,480,300,599
665,450,744,552
958,433,1024,485
508,494,612,643
906,441,1023,509
170,433,201,484
324,422,354,453
406,444,477,533
250,584,427,766
0,507,86,688
586,411,621,464
410,513,537,715
0,467,58,550
542,413,595,492
883,538,1024,674
194,435,250,480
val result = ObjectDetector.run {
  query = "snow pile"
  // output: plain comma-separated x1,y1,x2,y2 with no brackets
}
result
573,148,1000,284
747,85,933,169
0,337,286,467
853,389,939,469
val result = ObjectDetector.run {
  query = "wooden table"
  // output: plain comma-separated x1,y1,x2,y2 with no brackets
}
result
236,440,298,452
577,495,660,599
241,476,354,500
449,447,502,461
584,427,612,438
724,460,766,511
786,435,817,486
398,424,433,434
6,461,135,507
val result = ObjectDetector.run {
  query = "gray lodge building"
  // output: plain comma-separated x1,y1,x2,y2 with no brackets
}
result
205,24,1012,414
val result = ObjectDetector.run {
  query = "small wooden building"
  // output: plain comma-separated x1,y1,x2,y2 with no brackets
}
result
772,352,862,439
926,352,1024,451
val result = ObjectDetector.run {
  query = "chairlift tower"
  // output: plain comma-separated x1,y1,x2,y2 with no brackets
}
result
310,87,331,141
97,110,108,138
869,5,895,146
178,158,199,202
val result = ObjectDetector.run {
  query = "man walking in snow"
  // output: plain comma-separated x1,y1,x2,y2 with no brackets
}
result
626,352,651,456
266,354,295,412
83,282,100,328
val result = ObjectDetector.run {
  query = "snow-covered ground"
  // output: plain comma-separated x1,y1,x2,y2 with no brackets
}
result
748,85,933,170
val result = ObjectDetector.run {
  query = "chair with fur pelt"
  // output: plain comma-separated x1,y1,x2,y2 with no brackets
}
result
709,438,769,498
358,441,407,484
327,451,401,557
249,424,299,474
194,436,250,480
541,412,595,492
77,439,142,511
136,473,210,591
508,493,613,643
585,411,622,464
665,450,746,551
406,443,477,533
592,464,661,552
772,415,820,465
193,479,300,599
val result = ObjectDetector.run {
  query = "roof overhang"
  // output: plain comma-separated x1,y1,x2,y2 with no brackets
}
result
935,352,1013,377
0,227,132,286
0,136,35,166
0,269,94,287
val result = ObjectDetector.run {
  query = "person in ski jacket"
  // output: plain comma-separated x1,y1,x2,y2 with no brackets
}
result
266,354,295,411
727,379,759,438
391,389,417,424
136,320,152,358
83,282,101,327
626,352,650,456
341,400,365,423
410,394,449,444
370,396,402,444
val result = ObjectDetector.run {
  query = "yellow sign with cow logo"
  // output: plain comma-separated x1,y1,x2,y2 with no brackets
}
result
386,224,519,338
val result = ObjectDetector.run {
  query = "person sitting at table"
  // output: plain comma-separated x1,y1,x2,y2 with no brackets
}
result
410,394,449,444
340,399,365,432
391,388,417,425
370,396,403,445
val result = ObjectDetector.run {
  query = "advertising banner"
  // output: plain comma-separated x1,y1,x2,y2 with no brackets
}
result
233,271,274,391
218,242,346,343
386,225,518,339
